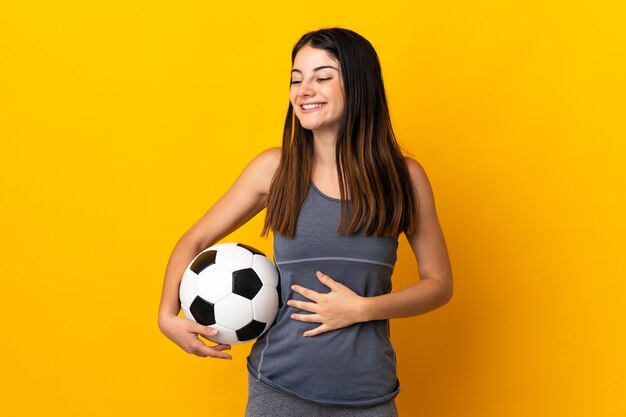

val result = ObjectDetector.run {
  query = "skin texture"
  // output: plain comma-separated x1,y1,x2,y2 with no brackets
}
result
290,45,345,140
158,44,452,358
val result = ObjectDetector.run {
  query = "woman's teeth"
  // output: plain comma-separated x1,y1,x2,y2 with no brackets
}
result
302,103,326,110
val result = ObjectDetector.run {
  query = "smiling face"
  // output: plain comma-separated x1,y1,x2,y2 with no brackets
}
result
290,45,345,137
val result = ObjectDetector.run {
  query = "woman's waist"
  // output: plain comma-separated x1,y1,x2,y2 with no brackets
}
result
251,314,395,370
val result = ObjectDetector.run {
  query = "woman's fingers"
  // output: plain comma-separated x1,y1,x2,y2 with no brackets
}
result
212,344,232,352
316,271,343,291
290,284,321,302
189,336,233,359
160,315,234,359
287,271,366,337
287,299,319,313
186,320,232,359
193,322,218,339
290,313,322,322
303,324,330,337
289,312,331,336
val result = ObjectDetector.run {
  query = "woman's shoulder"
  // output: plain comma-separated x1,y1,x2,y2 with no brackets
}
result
403,156,435,197
242,147,280,168
238,147,281,194
254,147,281,166
247,147,281,176
404,156,428,182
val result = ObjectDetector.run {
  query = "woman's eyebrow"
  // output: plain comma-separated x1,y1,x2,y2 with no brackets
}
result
291,65,339,74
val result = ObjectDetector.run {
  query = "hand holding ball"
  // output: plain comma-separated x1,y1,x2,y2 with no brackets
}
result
179,243,280,345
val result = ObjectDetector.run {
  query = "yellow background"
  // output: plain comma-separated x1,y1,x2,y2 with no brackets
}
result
1,1,624,416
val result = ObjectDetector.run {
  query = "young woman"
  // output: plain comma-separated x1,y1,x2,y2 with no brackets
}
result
158,28,453,417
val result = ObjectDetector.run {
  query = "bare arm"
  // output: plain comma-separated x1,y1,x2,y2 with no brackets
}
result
361,158,453,320
158,148,280,358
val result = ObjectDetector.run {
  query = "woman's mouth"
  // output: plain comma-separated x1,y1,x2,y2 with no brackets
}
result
300,102,327,113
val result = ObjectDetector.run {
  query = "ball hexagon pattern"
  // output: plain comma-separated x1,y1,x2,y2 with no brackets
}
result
179,243,280,345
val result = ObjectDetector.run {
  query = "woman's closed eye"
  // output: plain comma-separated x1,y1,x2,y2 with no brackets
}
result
290,78,332,85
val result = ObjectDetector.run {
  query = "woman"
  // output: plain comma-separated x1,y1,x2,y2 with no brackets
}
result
158,28,453,416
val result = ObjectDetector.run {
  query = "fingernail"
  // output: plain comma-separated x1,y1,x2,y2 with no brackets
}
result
209,328,217,335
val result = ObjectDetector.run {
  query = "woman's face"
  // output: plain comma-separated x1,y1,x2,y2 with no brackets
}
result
290,45,345,136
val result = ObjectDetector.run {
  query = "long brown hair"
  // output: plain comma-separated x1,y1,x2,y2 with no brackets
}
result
263,28,416,237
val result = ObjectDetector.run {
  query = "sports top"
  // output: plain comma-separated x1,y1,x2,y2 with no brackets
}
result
247,183,400,406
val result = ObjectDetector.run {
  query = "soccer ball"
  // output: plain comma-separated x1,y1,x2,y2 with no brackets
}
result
179,242,279,345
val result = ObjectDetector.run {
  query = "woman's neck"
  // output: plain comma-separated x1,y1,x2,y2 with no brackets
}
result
311,131,342,197
312,130,337,169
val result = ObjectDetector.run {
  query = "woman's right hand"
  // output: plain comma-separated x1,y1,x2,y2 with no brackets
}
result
159,314,232,360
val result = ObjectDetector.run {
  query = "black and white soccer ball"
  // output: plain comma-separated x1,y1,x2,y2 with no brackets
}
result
179,243,279,345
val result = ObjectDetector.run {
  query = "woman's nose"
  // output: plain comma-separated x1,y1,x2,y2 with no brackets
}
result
298,81,314,98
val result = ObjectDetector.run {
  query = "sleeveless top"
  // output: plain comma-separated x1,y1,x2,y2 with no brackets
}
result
247,183,400,406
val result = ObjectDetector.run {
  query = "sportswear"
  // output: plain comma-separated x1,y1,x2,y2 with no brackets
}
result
245,373,398,416
247,183,400,406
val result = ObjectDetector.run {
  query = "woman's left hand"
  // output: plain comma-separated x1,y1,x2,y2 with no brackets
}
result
287,271,367,337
